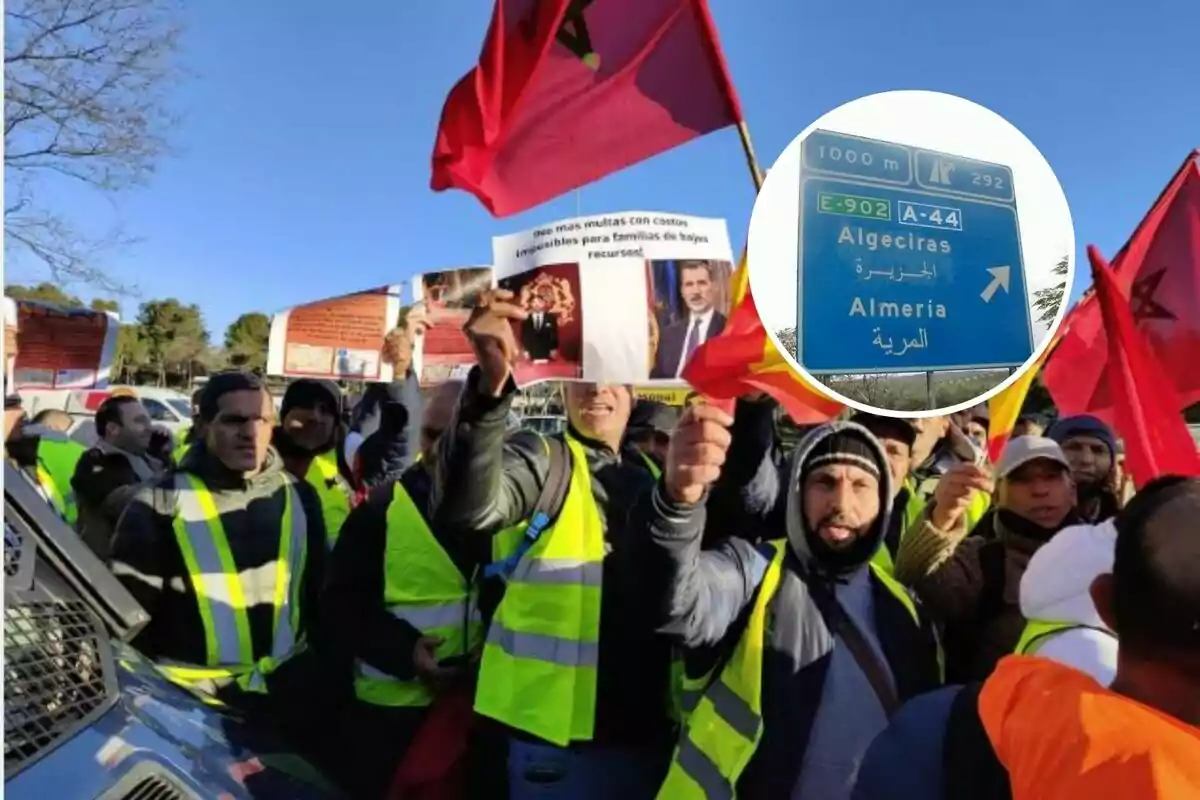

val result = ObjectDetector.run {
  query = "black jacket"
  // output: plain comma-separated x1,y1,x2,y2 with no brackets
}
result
638,423,941,797
110,443,329,707
71,445,164,560
429,367,672,747
323,463,495,684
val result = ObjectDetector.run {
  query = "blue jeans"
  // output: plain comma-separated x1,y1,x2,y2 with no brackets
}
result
508,738,670,800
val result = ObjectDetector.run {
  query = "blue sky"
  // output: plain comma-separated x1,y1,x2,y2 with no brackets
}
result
9,0,1199,339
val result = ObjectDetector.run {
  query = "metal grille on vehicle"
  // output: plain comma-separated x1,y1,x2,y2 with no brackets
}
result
118,774,188,800
4,600,113,776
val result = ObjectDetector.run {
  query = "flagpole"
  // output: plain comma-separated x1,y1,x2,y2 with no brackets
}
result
736,120,764,193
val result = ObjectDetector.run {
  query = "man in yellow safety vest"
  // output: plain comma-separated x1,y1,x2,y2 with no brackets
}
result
429,289,677,798
110,371,335,769
272,378,353,548
5,395,86,526
324,379,497,797
647,413,942,800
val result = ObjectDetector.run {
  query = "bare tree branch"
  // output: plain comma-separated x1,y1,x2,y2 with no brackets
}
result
4,0,183,288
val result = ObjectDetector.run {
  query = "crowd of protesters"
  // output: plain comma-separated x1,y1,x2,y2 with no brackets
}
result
4,288,1198,799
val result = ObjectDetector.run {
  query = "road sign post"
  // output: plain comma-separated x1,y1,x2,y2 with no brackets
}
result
796,130,1033,375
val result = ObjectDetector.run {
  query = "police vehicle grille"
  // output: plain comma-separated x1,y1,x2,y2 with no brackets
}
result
4,600,114,775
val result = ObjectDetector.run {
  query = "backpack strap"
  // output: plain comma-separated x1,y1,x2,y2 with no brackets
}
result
942,683,1013,800
482,435,573,581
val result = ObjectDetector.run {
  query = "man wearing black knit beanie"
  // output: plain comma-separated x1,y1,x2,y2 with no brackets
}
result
646,417,941,799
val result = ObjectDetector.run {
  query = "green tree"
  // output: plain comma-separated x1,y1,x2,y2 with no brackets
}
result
4,0,183,290
776,327,797,358
113,324,149,383
224,312,271,373
1033,257,1070,325
136,299,209,386
90,298,120,313
5,282,84,306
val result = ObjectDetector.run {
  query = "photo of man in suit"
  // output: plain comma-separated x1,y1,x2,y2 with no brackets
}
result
651,260,726,378
520,292,559,362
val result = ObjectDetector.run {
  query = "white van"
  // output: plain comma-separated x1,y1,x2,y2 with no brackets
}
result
20,386,193,446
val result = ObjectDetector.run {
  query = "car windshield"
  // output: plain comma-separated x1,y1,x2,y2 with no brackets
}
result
166,399,192,419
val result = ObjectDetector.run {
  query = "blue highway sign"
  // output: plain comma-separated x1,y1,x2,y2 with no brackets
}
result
797,130,1033,374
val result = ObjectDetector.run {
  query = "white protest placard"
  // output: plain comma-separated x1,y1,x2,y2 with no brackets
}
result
492,211,735,386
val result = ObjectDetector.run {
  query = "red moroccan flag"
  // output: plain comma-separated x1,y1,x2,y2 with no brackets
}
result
1087,245,1200,487
1043,151,1200,421
683,257,844,424
431,0,743,217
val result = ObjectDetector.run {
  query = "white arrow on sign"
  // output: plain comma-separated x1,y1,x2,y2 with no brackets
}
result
980,266,1011,303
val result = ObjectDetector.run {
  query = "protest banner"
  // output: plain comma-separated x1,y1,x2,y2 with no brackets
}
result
492,212,735,387
267,286,403,382
9,301,120,390
412,266,491,386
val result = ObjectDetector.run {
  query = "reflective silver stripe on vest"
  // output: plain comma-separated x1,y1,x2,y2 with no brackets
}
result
704,679,760,739
673,679,760,797
486,622,599,668
676,738,734,800
680,687,703,715
175,475,248,665
244,482,308,692
356,602,480,682
389,601,472,630
511,556,603,587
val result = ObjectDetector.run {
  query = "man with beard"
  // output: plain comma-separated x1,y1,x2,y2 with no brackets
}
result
272,379,352,549
430,289,678,798
651,261,727,379
72,395,166,558
644,415,940,800
896,436,1081,682
1047,414,1121,523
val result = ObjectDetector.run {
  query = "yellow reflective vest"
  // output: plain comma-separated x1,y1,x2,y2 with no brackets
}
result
475,435,605,747
305,451,351,548
36,436,86,526
658,539,923,799
354,481,483,707
157,472,308,696
1014,619,1109,656
869,479,926,576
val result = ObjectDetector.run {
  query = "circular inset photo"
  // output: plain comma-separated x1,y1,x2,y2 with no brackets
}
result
748,90,1075,416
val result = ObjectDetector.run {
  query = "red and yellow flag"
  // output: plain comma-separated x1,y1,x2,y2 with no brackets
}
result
683,256,844,423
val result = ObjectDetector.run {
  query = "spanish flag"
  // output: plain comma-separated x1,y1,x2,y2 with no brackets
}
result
682,256,844,423
986,340,1056,462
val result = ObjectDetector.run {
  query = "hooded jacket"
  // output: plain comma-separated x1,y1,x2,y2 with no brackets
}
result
643,422,940,799
1017,520,1118,684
